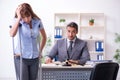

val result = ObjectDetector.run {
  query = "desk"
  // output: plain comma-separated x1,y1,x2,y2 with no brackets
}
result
40,64,93,80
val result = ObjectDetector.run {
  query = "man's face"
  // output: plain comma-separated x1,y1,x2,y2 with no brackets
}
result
66,26,78,40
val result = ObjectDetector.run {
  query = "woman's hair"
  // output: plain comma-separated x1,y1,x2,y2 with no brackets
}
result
15,3,40,19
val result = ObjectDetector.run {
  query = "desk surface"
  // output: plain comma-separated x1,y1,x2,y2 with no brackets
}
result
41,63,94,68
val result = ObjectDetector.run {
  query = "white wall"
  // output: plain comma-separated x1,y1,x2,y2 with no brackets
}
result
0,0,120,79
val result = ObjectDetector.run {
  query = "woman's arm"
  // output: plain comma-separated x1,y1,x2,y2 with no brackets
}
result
9,6,22,37
39,28,47,54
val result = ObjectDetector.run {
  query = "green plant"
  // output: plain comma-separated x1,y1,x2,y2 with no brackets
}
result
113,33,120,63
89,18,94,23
59,19,66,23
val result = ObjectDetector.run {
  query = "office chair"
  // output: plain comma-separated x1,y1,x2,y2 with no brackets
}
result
90,62,119,80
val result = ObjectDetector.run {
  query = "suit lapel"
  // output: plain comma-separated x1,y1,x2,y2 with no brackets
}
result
61,39,68,59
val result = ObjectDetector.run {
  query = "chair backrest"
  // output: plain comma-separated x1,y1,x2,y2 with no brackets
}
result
90,62,119,80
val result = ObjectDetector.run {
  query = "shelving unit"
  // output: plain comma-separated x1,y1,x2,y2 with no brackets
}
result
54,13,105,60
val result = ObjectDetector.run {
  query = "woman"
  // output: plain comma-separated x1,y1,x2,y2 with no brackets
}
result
9,3,47,80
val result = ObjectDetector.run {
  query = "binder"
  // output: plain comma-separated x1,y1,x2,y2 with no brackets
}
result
54,27,62,38
97,54,104,60
95,41,104,52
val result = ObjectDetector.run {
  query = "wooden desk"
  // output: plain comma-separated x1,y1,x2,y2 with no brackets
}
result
39,64,93,80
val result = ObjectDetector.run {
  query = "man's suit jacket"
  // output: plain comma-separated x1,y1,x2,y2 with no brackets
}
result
48,38,90,65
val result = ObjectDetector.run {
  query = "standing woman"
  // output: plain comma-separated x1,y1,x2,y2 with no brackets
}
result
9,3,47,80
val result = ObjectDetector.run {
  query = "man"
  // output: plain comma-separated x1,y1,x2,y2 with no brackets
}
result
45,22,90,65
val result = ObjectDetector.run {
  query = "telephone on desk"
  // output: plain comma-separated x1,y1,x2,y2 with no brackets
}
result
62,59,71,66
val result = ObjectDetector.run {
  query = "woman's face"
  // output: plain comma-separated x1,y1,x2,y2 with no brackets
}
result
22,16,32,24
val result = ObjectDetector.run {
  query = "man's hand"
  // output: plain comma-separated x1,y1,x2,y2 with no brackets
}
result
45,57,52,64
68,60,79,64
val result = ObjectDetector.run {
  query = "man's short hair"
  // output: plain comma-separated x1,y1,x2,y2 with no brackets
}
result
67,22,78,32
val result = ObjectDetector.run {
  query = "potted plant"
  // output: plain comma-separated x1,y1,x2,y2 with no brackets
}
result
59,18,66,26
41,35,52,63
59,19,65,23
89,18,94,26
113,33,120,63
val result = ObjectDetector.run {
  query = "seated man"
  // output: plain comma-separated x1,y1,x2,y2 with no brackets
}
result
45,22,90,65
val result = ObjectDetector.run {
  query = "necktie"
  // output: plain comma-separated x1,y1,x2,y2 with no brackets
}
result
67,41,73,55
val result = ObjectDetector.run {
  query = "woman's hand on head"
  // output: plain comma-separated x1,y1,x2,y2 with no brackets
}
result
16,5,22,19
